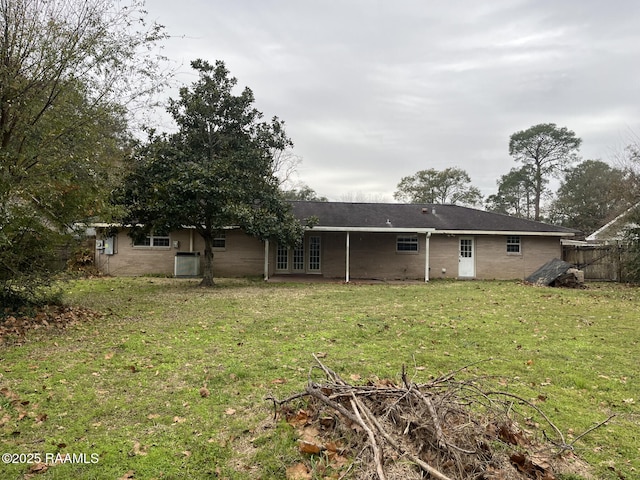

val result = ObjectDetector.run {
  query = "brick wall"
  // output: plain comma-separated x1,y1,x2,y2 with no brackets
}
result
96,228,564,281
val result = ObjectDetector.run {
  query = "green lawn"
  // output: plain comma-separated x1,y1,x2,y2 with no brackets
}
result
1,278,638,479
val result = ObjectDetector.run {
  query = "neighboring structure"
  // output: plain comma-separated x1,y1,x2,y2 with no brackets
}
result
585,203,639,243
93,201,578,281
562,204,639,281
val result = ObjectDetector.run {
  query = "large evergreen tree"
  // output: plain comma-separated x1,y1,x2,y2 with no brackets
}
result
116,60,311,286
509,123,582,221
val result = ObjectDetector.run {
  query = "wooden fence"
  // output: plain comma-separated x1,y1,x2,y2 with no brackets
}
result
562,242,631,282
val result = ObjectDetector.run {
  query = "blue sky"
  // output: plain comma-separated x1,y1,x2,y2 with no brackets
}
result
145,0,640,201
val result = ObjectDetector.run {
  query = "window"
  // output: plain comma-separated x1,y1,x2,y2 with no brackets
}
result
460,238,473,258
293,244,305,271
396,235,418,253
213,232,226,249
134,234,170,248
507,236,521,254
276,244,289,270
276,238,321,273
308,236,321,271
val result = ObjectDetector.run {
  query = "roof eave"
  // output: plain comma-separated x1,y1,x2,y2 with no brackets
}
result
434,230,575,237
308,226,436,233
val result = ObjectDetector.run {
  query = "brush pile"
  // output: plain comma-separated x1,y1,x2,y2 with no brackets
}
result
268,356,602,480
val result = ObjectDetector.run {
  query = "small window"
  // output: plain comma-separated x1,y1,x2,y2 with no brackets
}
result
213,232,226,249
134,233,170,248
152,236,170,247
397,235,418,253
507,236,521,254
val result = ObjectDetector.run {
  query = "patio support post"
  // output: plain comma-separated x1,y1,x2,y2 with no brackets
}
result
425,232,431,282
345,231,350,283
264,239,269,281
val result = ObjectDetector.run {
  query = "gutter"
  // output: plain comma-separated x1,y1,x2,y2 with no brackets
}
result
307,226,436,234
306,226,573,237
433,230,575,237
90,223,571,237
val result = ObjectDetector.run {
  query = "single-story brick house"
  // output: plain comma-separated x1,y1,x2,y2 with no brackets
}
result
93,201,578,281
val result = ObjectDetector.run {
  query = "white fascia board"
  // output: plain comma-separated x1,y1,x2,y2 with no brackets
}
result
434,230,575,237
586,202,640,241
89,222,122,228
307,226,435,234
89,223,241,230
181,225,240,230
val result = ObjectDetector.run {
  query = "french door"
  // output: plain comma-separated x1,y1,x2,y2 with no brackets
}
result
276,236,321,273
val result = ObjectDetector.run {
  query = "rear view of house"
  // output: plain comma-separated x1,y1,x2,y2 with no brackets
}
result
94,201,577,281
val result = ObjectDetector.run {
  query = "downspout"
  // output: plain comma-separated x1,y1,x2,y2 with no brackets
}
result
264,239,269,281
189,229,194,252
425,232,431,282
345,231,350,283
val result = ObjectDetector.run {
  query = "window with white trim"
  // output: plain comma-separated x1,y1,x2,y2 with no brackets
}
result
396,235,418,253
213,232,226,249
133,233,170,248
506,236,521,254
308,236,321,271
293,244,305,270
276,244,289,270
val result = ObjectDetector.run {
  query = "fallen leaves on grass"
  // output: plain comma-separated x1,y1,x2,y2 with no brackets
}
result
0,306,102,342
27,462,49,474
130,441,148,456
34,413,47,424
286,462,312,480
0,387,48,427
298,425,323,454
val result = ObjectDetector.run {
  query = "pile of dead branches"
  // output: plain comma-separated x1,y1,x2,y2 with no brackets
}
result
268,355,609,480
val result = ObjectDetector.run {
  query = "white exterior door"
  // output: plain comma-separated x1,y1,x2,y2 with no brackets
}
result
458,237,475,278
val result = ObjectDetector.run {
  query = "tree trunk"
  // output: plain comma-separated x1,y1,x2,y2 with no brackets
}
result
200,233,215,287
534,163,543,221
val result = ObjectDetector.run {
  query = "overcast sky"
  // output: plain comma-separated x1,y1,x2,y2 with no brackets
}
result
145,0,640,202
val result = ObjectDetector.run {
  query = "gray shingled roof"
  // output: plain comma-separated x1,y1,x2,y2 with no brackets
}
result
290,201,578,235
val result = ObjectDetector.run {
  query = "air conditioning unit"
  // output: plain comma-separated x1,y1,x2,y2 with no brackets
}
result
174,252,201,277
